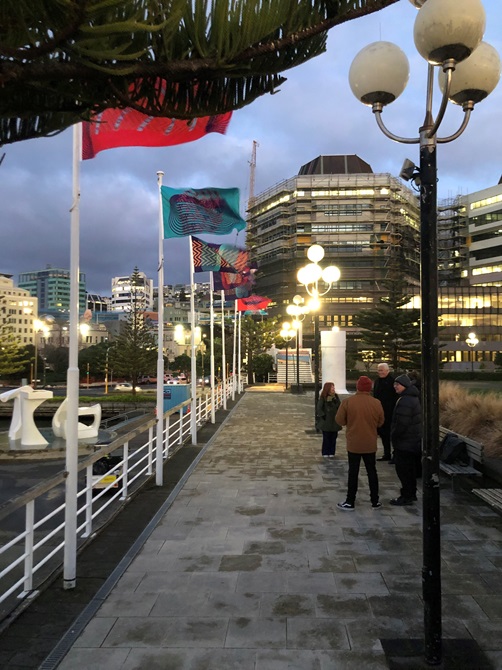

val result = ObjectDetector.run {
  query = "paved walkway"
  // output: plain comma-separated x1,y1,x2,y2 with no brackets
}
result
46,390,502,669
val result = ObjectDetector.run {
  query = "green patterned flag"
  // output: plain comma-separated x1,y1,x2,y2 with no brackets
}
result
162,186,246,239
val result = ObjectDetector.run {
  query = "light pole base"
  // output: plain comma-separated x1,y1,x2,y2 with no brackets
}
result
290,384,304,394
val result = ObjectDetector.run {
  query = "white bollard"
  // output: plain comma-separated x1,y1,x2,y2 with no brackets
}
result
320,328,348,394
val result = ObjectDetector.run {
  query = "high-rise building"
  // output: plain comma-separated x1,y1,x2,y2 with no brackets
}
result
18,265,86,316
247,155,421,331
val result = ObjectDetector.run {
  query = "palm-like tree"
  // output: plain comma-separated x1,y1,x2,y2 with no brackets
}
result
0,0,397,144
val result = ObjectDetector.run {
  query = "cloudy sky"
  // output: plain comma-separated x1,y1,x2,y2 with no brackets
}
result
1,0,501,297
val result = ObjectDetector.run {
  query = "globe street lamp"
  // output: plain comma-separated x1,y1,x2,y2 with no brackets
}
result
297,244,341,428
349,1,500,665
466,331,479,374
279,321,296,390
286,295,310,393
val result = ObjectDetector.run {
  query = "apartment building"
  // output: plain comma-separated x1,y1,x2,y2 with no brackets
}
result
0,273,38,346
18,265,86,315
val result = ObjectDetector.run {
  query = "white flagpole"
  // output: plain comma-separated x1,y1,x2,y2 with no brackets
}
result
210,272,215,423
221,290,227,409
189,237,197,443
238,308,242,392
155,171,165,485
232,300,237,400
63,123,81,590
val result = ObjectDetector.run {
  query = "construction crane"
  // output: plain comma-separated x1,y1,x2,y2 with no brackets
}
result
247,140,259,211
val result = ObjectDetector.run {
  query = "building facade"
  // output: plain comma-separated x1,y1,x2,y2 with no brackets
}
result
111,272,154,312
0,273,39,346
18,266,86,316
247,155,421,333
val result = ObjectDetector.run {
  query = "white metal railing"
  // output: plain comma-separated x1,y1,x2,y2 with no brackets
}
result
0,381,234,621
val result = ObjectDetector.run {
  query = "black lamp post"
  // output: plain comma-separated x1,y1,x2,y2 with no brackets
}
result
349,1,499,664
280,322,295,389
286,295,309,394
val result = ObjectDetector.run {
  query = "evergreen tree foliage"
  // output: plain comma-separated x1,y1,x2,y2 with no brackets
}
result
1,0,398,144
0,296,29,378
240,315,278,384
109,268,158,393
352,280,421,372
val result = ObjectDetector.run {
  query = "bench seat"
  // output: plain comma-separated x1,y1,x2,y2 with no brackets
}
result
439,426,484,490
472,488,502,514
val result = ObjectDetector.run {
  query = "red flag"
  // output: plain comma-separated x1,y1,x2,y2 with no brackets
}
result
237,295,271,312
82,109,232,159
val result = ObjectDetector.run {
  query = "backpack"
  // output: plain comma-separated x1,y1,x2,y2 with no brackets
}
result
439,433,469,465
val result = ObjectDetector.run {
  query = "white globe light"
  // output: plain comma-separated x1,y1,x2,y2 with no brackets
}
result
322,265,341,284
414,0,485,65
349,41,410,106
307,244,325,263
286,304,299,316
308,297,321,312
282,321,291,330
439,41,501,105
298,263,322,285
408,0,426,6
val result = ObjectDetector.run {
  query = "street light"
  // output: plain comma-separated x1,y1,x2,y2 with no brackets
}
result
297,244,341,428
286,294,310,393
33,318,49,388
349,1,500,665
466,331,479,374
279,321,296,390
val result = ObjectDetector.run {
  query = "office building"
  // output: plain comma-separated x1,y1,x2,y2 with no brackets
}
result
0,273,38,346
18,265,86,316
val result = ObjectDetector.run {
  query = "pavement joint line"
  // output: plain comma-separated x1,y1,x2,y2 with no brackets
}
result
37,395,245,670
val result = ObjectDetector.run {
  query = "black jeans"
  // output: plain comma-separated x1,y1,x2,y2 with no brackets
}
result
346,452,379,506
322,431,338,456
378,421,392,459
394,449,418,500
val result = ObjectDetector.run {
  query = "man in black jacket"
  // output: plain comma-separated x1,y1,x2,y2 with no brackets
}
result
389,374,422,506
373,363,398,462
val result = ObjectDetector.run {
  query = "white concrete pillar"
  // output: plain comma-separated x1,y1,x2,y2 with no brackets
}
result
321,328,348,394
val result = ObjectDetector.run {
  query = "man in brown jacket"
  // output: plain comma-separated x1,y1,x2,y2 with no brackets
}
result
335,376,385,510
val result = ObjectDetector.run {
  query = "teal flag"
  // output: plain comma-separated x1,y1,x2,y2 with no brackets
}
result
162,186,246,239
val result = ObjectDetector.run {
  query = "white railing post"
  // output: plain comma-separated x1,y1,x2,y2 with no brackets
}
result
147,425,153,475
22,500,35,595
164,415,169,458
83,464,93,537
121,442,129,500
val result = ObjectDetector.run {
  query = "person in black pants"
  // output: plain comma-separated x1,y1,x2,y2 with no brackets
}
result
373,363,398,462
389,374,422,506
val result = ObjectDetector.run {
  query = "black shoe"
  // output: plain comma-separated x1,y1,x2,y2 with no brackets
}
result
377,456,390,461
390,496,414,506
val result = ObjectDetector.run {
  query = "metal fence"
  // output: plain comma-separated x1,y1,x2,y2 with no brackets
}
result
0,381,233,623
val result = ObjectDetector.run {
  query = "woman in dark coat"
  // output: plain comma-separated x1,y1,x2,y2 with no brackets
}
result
316,381,342,458
390,374,422,505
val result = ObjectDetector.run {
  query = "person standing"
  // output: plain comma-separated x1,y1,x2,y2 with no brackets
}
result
373,362,398,462
335,376,384,510
316,381,342,459
389,374,422,506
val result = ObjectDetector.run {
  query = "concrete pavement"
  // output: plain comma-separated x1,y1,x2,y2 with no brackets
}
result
30,389,502,667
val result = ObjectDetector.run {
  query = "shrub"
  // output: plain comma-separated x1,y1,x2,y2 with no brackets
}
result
439,382,502,458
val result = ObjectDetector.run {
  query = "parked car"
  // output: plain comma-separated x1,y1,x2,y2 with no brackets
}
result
114,382,141,393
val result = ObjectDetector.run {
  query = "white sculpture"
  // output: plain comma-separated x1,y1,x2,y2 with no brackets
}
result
52,397,102,440
0,385,54,446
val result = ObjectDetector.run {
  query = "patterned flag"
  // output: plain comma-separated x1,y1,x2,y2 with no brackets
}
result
192,236,254,273
213,270,256,299
162,187,246,239
237,295,271,312
82,109,231,159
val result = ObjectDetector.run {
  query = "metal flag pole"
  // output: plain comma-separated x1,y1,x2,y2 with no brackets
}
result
155,171,165,485
63,122,81,590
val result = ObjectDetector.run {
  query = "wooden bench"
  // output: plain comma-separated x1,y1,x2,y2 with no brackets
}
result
472,488,502,514
439,426,484,490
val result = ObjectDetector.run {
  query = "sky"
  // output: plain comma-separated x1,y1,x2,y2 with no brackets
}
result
1,0,501,297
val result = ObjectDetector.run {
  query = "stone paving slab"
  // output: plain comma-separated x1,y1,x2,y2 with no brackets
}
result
53,390,502,669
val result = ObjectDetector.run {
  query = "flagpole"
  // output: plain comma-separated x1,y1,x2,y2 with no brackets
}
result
63,123,81,590
210,273,215,423
238,308,242,392
221,290,227,410
155,171,165,485
189,236,197,443
232,300,237,401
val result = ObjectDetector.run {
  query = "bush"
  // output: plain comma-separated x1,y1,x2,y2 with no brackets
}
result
439,381,502,458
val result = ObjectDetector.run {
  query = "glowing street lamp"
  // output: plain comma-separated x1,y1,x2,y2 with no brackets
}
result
466,331,479,374
286,294,310,393
280,321,296,390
